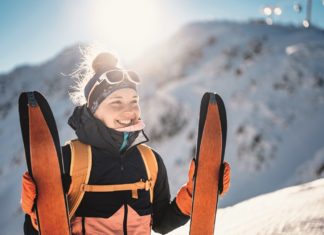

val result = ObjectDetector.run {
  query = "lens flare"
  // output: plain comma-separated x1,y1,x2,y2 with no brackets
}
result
274,7,282,16
303,20,310,28
263,7,272,16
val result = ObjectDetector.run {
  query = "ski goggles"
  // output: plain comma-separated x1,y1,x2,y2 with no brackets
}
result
87,69,141,105
98,69,141,85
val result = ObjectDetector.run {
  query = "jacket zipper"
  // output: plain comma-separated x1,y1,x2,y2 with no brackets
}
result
123,203,128,235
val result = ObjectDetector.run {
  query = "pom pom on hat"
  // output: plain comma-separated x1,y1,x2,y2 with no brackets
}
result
92,52,118,73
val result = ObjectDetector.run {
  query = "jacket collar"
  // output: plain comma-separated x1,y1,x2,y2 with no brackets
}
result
68,105,148,154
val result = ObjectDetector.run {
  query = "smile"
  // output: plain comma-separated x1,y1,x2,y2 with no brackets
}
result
117,119,133,126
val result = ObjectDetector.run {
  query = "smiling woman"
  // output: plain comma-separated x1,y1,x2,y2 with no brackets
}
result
20,49,231,235
89,0,162,57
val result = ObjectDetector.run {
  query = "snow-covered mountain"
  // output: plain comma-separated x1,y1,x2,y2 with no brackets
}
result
1,20,324,234
135,21,324,205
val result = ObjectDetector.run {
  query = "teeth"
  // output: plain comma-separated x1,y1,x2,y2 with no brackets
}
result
118,120,131,125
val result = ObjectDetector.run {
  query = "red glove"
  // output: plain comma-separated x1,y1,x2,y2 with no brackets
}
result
175,160,195,216
220,162,231,195
21,171,39,230
176,160,231,216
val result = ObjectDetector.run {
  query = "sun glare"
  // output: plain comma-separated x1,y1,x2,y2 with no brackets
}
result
89,0,162,59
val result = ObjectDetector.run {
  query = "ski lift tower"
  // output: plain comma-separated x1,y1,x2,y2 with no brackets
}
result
294,0,313,28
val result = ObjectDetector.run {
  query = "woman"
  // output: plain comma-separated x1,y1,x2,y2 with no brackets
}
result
21,52,231,234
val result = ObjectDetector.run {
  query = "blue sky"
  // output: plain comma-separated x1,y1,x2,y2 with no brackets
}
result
1,0,323,73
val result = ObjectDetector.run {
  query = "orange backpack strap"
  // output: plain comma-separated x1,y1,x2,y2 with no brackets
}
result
66,140,92,220
79,144,158,203
137,144,158,203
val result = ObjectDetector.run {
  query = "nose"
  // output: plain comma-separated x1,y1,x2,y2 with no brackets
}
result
122,111,135,119
121,103,140,118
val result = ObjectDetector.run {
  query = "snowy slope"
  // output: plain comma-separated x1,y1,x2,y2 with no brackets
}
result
154,178,324,235
0,20,324,234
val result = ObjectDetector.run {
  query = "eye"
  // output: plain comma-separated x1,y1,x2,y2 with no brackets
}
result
110,101,122,105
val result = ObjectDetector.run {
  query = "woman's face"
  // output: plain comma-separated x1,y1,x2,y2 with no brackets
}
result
93,88,141,129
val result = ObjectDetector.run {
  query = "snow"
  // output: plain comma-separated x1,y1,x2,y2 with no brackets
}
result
1,20,324,234
156,178,324,235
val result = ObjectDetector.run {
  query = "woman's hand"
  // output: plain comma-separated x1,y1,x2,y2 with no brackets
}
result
21,171,39,230
175,160,231,216
219,162,231,196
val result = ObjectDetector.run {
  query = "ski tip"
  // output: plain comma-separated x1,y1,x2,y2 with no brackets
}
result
214,94,226,110
201,92,227,111
209,93,217,104
33,91,45,99
19,91,46,107
202,92,218,104
26,92,38,107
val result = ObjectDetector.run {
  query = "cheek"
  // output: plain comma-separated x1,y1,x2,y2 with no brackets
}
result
134,104,141,117
95,107,115,126
105,116,116,126
100,113,117,128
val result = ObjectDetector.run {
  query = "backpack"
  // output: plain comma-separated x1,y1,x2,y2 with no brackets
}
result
66,140,158,220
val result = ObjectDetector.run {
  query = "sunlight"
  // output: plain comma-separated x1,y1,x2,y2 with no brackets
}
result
89,0,162,59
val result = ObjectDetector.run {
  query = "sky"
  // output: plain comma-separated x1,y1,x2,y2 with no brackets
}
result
1,0,324,73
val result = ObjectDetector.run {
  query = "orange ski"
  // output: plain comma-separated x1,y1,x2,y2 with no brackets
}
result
19,92,71,235
190,93,227,235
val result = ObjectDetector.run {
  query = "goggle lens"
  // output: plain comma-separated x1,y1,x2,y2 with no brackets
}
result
104,70,124,84
101,70,141,85
127,71,141,84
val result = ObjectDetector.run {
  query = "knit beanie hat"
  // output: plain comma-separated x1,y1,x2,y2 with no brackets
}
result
84,52,139,113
